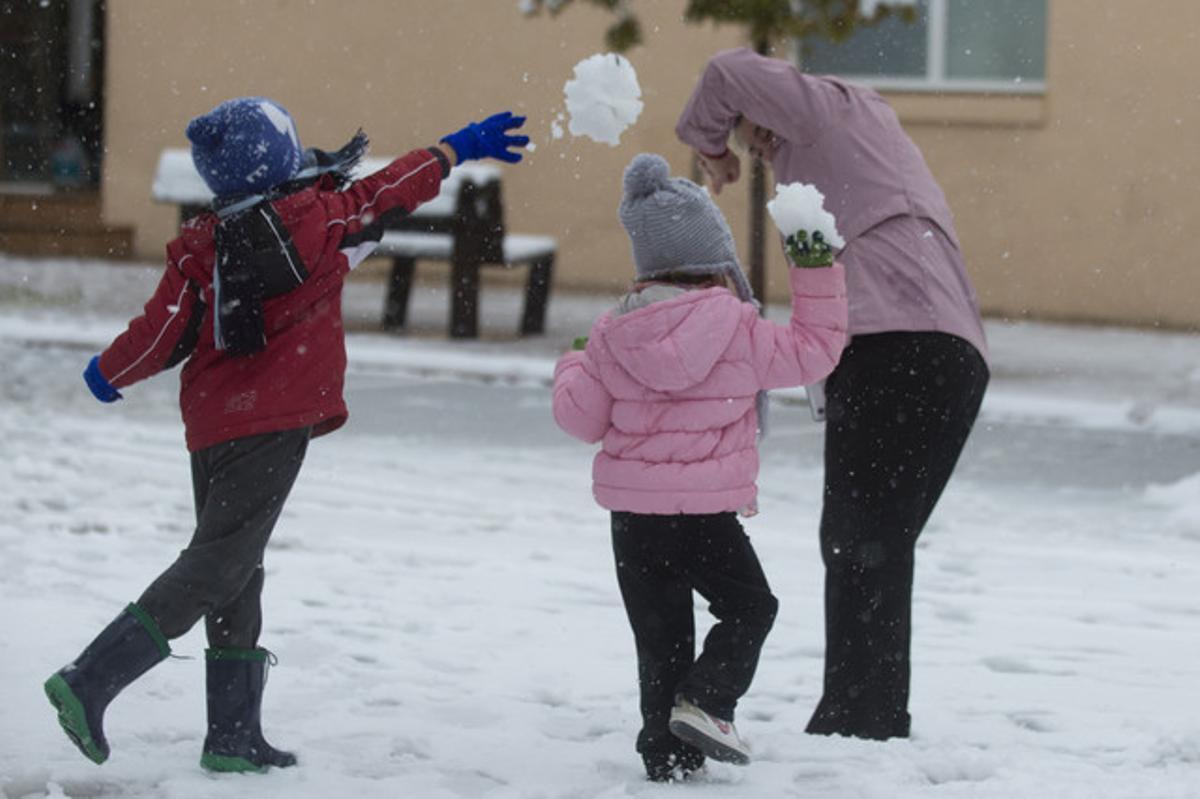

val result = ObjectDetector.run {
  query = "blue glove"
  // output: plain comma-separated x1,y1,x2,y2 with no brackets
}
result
440,111,529,165
83,355,122,403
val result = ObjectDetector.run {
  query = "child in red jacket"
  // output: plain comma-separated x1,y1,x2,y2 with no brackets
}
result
44,96,527,773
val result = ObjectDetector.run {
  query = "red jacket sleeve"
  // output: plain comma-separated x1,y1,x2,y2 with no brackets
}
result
323,147,451,241
97,255,204,389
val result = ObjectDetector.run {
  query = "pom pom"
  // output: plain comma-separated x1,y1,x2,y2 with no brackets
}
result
623,153,670,200
186,114,223,147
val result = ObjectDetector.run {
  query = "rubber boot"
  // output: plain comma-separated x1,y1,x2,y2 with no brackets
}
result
43,603,171,764
200,647,297,773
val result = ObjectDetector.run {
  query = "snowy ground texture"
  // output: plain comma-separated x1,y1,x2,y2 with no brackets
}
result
2,256,1199,798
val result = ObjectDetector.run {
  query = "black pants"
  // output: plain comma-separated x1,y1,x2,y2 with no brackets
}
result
806,332,988,740
137,427,310,648
612,511,778,765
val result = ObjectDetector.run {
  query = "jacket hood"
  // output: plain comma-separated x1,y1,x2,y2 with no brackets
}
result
599,287,742,392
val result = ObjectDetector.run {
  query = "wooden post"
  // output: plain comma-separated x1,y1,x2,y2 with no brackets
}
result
383,257,415,331
449,180,484,338
748,33,771,311
749,159,767,306
521,254,554,335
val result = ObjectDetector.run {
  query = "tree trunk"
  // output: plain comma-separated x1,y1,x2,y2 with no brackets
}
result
748,34,771,311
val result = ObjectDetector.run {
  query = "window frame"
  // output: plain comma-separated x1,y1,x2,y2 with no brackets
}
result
796,0,1047,95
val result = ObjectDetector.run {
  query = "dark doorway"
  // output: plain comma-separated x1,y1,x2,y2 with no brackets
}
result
0,0,105,190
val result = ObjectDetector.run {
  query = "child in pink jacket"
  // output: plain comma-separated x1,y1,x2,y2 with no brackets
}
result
552,153,847,782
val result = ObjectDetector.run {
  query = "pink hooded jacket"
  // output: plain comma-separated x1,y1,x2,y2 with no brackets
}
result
553,264,847,515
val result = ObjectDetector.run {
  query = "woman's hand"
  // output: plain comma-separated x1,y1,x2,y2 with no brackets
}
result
696,149,741,195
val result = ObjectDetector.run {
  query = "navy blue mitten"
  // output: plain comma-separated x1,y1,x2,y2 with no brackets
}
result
83,355,123,403
440,111,529,164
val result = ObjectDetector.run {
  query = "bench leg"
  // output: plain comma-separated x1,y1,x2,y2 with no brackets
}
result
450,256,480,339
521,254,554,336
383,257,416,331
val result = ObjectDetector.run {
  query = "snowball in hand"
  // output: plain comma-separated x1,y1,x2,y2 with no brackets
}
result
563,53,643,147
766,182,845,248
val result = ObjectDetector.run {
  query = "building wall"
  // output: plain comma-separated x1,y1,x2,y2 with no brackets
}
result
103,1,1199,330
892,1,1200,328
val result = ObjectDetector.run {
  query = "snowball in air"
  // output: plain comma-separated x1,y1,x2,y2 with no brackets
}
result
563,53,643,147
766,182,845,248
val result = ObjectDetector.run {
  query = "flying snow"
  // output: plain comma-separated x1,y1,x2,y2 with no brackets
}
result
562,53,643,147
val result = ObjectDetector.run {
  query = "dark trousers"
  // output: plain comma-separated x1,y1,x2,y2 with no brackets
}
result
137,427,310,648
612,511,778,763
806,332,988,740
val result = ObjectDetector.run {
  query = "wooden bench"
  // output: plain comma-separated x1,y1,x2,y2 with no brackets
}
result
152,150,556,339
370,162,556,339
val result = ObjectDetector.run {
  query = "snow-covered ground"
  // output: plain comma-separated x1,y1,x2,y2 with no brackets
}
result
1,256,1198,798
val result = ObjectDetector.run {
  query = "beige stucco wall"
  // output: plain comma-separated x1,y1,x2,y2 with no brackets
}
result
104,1,1200,330
102,1,742,289
892,1,1200,329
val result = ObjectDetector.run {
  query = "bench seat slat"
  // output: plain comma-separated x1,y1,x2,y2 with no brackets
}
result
152,150,501,219
377,231,556,264
501,234,557,262
377,231,453,259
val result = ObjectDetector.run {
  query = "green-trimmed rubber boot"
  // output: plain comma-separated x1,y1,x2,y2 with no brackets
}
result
43,603,171,764
200,647,297,773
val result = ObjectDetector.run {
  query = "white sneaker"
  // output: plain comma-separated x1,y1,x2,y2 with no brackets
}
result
668,699,751,765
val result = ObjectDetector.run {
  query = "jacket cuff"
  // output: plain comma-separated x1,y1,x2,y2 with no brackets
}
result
788,261,846,295
554,350,587,378
84,354,123,402
427,146,452,177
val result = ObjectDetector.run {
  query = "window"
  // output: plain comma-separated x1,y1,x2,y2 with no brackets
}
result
0,0,106,185
799,0,1046,93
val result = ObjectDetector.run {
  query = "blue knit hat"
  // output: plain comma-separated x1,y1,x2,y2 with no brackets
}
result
186,97,302,199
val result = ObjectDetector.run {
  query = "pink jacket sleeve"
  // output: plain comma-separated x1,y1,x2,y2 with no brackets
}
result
749,263,848,390
676,47,840,154
552,350,613,444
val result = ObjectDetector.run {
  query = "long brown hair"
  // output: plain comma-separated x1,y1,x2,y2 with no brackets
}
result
635,270,729,290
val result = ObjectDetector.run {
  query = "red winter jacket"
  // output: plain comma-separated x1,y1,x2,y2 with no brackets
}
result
98,147,451,452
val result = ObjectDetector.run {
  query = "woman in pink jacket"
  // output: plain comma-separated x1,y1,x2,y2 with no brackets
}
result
552,153,847,782
677,47,991,740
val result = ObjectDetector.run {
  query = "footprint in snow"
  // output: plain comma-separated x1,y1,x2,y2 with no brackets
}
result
981,655,1076,677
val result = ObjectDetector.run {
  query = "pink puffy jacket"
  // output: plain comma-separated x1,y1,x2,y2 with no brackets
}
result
553,264,847,515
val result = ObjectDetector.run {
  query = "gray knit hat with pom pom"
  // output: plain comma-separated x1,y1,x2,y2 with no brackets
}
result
618,153,756,304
